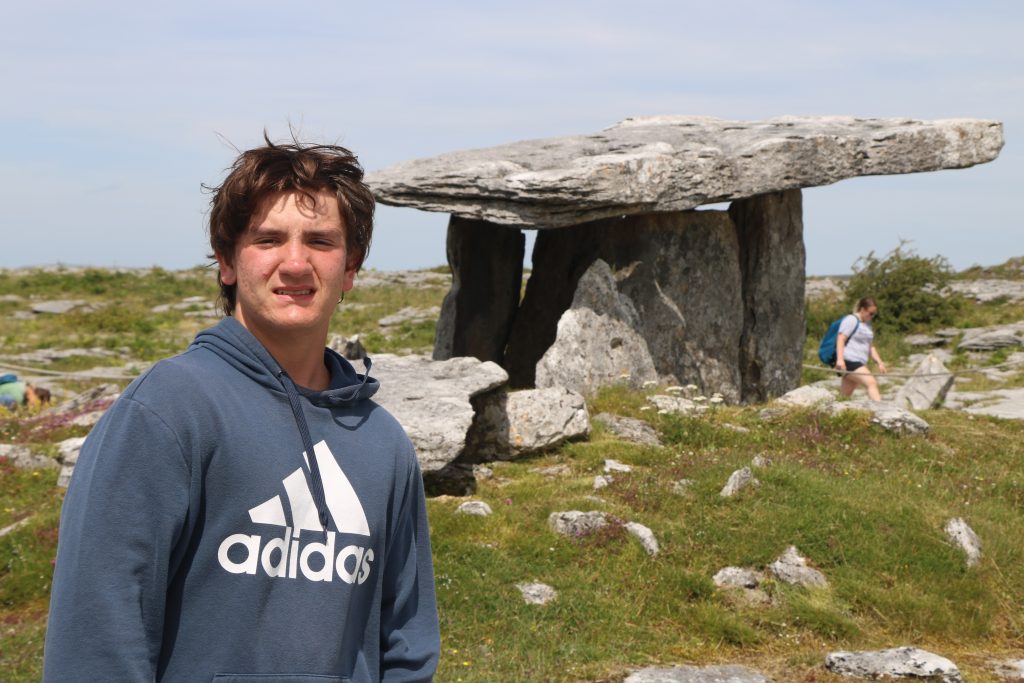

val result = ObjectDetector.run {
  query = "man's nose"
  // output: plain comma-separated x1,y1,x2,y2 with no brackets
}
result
279,241,313,276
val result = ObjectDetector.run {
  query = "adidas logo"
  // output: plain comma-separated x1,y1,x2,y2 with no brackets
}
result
217,440,375,584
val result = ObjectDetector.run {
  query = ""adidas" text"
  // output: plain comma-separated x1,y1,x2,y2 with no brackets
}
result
218,528,374,583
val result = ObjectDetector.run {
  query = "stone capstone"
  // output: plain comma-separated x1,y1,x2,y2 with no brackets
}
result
893,353,955,411
944,517,981,567
368,116,1003,228
825,646,963,683
768,546,827,587
464,386,589,461
624,664,769,683
370,354,509,473
535,259,659,396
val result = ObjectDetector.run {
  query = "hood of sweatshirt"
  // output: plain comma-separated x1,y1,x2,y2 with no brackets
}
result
190,316,379,407
190,316,380,533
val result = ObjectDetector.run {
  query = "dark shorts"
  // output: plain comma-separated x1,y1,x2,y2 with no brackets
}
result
835,360,864,376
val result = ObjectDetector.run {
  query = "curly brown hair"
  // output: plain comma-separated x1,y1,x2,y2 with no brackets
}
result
207,134,375,315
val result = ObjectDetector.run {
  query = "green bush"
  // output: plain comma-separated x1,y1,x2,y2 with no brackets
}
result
846,242,964,334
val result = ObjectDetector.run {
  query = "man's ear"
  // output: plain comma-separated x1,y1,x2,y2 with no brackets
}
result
217,253,236,286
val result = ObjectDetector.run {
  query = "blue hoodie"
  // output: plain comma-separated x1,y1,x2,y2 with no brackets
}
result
44,317,440,682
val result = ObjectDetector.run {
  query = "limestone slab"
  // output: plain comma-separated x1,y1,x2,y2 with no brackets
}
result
368,116,1003,227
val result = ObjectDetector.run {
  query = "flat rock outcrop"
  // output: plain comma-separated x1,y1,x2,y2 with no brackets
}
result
825,646,963,683
370,354,508,473
624,664,769,683
368,116,1002,227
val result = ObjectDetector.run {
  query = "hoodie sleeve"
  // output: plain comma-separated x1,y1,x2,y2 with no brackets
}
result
379,445,440,682
43,396,192,681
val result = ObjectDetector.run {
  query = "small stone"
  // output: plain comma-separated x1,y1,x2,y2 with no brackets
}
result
548,510,608,537
624,664,769,683
775,384,833,407
721,423,750,433
516,582,557,605
944,517,981,567
825,646,963,683
750,454,772,468
456,501,492,517
671,479,694,495
31,299,88,315
593,475,613,490
377,305,440,327
768,546,827,587
624,521,659,556
0,444,55,470
992,659,1024,680
472,465,493,480
603,459,632,473
594,412,663,446
532,464,571,477
719,467,758,497
713,566,762,589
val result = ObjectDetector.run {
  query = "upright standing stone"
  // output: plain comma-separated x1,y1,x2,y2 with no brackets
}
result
730,190,806,402
433,216,524,364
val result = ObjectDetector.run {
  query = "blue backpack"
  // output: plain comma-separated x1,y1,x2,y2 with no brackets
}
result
0,373,16,385
818,316,859,367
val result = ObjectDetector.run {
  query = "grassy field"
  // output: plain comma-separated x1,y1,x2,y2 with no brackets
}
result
1,264,1023,681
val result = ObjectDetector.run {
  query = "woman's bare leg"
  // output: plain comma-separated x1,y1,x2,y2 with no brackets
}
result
845,366,881,400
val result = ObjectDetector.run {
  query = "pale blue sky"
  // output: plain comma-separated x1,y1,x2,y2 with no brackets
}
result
2,1,1019,275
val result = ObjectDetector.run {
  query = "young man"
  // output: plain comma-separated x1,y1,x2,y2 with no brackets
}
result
44,139,440,681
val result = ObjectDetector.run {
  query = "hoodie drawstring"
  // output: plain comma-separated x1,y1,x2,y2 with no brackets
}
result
277,369,331,537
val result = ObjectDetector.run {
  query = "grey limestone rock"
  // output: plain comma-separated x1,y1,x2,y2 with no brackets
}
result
604,459,632,474
826,400,930,436
624,521,660,556
516,582,557,605
768,546,827,587
904,333,948,347
713,567,762,589
548,510,609,537
992,659,1024,680
671,479,694,495
0,444,55,470
958,325,1024,351
948,278,1024,303
944,517,981,567
368,116,1002,228
624,664,769,683
535,260,659,395
962,388,1024,420
370,354,509,473
775,384,833,407
456,500,493,517
825,646,963,683
31,299,89,315
377,305,440,328
593,475,612,490
893,353,955,410
56,436,88,488
720,467,758,498
465,386,589,461
594,412,662,446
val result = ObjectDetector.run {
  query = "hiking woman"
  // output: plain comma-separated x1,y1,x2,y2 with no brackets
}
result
835,297,888,400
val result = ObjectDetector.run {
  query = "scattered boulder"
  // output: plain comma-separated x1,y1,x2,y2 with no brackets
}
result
948,278,1024,303
548,510,609,537
624,664,769,683
944,517,981,567
535,260,659,395
533,464,572,477
671,479,694,495
825,646,963,683
750,454,772,468
623,521,660,556
31,299,89,315
648,394,705,416
329,334,368,360
958,327,1023,352
0,444,54,470
516,582,557,605
466,386,589,461
767,546,827,587
371,354,508,473
992,659,1024,680
377,305,440,327
720,467,758,498
893,353,955,410
962,388,1024,420
903,333,947,347
0,516,34,539
604,459,632,474
594,412,662,446
775,384,833,407
593,475,612,490
825,400,930,435
44,383,120,418
56,436,87,488
713,567,761,589
456,501,492,517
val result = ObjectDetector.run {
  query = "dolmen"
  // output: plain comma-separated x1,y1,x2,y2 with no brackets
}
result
367,116,1003,402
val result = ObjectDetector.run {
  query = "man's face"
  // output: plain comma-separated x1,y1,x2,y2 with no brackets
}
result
218,189,356,348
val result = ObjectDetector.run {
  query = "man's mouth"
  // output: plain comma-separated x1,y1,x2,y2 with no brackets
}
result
274,288,314,296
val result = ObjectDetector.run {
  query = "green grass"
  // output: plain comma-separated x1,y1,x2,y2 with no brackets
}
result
2,263,1024,681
